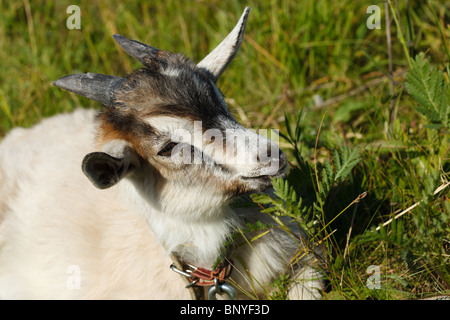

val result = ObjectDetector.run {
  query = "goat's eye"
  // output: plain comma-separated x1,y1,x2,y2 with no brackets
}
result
158,142,178,157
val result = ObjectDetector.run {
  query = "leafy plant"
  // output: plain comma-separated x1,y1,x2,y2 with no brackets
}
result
250,177,318,238
267,274,291,300
405,52,450,130
319,144,362,200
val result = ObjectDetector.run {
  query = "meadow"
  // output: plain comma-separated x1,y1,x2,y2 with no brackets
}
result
0,0,448,299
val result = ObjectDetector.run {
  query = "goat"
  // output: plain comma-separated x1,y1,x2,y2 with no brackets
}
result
0,7,323,299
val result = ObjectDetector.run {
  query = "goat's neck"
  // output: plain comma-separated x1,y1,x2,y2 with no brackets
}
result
150,206,238,268
119,178,240,268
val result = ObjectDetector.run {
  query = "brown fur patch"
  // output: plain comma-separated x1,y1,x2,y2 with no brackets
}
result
96,109,156,159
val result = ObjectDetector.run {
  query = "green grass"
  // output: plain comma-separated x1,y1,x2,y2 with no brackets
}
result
0,0,449,299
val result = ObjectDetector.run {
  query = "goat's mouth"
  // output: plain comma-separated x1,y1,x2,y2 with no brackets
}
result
239,162,288,190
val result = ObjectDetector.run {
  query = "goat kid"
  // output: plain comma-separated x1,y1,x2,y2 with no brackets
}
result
0,7,323,299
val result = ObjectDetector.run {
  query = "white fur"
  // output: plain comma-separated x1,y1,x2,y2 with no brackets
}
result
160,65,181,78
0,109,323,299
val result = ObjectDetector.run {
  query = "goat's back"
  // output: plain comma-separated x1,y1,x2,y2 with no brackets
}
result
0,109,189,299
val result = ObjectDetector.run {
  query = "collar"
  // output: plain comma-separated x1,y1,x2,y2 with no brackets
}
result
169,252,234,300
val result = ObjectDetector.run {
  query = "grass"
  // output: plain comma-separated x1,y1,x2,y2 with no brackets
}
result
0,0,449,299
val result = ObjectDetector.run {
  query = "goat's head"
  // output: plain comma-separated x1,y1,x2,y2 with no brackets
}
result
54,8,287,214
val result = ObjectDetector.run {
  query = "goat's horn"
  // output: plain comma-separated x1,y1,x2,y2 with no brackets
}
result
113,34,164,69
197,7,251,82
53,73,124,108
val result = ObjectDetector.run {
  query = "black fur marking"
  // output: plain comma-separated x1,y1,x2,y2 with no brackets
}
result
112,54,233,131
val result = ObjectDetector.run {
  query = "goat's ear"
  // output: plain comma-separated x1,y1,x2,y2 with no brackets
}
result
82,152,136,189
197,7,250,82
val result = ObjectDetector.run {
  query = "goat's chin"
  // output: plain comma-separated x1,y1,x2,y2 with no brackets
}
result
240,176,278,193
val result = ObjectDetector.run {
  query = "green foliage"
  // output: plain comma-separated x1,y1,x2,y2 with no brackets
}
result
362,217,407,248
250,137,361,241
251,177,319,237
405,52,450,130
319,144,362,199
249,140,364,299
267,274,291,300
358,172,450,290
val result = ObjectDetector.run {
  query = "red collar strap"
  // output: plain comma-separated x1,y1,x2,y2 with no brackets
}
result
170,256,233,287
187,261,233,287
